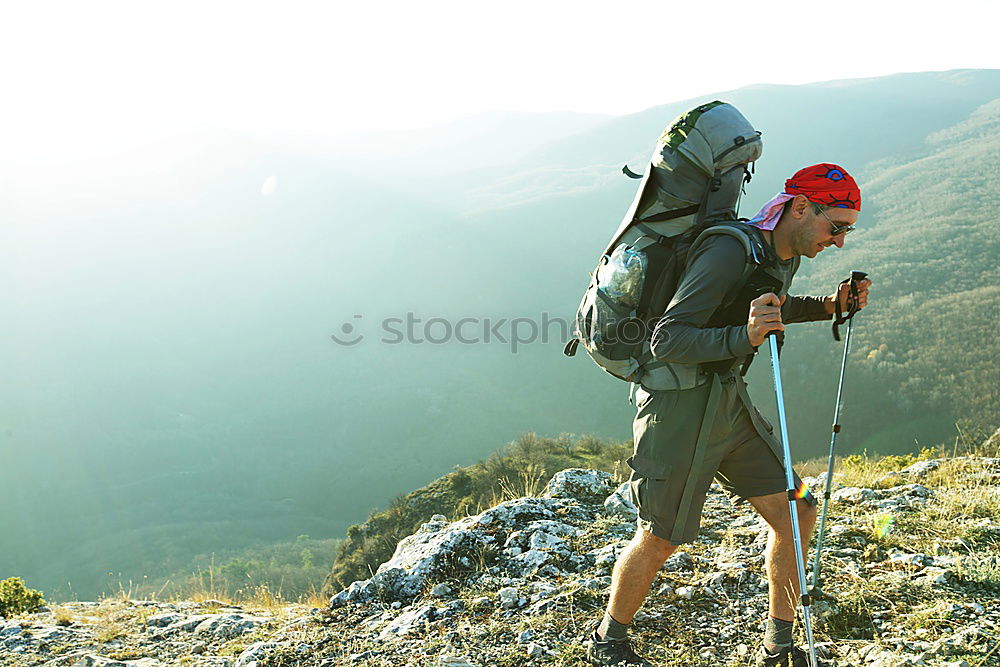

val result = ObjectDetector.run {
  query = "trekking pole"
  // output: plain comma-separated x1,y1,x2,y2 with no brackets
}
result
809,271,867,597
767,329,819,667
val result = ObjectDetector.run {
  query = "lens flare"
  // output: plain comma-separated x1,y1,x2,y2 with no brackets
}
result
794,480,810,500
874,514,895,538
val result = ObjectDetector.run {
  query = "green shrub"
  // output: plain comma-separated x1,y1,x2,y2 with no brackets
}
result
0,577,45,617
842,446,942,474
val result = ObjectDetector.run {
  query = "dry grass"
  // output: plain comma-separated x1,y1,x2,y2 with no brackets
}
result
481,464,548,510
239,584,284,613
94,620,127,643
298,585,331,609
50,606,75,627
795,429,1000,564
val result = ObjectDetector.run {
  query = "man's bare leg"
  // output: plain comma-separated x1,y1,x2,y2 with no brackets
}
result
605,527,678,626
749,491,818,638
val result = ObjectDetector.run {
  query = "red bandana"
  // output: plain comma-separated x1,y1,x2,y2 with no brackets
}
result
784,163,861,211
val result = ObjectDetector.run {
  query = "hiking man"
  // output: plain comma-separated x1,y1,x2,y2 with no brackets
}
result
585,164,872,666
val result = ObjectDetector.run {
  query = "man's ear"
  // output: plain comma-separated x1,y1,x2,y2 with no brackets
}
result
790,194,811,218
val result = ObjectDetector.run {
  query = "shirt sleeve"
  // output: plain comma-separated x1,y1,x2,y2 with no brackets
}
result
783,295,833,323
649,235,756,364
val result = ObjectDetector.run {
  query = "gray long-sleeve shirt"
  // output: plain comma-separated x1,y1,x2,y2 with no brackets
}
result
650,234,832,365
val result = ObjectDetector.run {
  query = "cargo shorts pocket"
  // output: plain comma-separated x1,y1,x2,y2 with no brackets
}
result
627,454,674,519
755,409,775,434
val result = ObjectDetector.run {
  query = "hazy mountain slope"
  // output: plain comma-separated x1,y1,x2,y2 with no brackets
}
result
3,72,997,601
327,109,611,194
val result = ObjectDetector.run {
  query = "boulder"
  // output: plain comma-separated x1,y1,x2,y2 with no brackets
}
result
604,482,638,519
331,496,570,606
832,487,876,504
542,469,614,503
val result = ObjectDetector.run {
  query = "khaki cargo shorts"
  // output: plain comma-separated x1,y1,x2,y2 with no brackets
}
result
629,377,816,545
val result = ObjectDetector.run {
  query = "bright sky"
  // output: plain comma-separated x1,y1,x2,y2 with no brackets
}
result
1,0,998,163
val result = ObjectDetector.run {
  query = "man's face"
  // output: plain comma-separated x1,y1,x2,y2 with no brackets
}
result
792,205,859,258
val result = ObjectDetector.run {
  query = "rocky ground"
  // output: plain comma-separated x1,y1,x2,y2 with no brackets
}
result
2,456,997,666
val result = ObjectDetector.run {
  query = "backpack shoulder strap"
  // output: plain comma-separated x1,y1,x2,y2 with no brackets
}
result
687,222,770,307
688,222,767,267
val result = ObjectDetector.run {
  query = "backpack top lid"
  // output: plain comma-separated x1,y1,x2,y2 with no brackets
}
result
656,101,762,176
604,101,762,256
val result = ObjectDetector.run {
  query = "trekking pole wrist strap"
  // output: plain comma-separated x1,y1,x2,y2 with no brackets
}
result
832,270,868,341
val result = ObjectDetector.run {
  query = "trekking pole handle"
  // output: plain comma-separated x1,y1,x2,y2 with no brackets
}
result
848,271,869,316
833,271,869,340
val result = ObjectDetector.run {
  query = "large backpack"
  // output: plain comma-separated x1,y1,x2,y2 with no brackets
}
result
564,101,767,390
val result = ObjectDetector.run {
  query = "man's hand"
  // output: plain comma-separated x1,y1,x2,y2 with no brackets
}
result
826,278,872,314
747,293,787,347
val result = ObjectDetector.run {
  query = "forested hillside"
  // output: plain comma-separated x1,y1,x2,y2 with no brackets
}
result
765,98,1000,450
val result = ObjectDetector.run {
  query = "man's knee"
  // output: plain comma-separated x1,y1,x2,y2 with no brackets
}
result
765,499,817,539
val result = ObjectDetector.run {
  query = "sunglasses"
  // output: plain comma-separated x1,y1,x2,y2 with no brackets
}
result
816,207,856,236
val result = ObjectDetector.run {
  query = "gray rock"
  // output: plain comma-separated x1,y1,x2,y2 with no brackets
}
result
508,549,550,577
0,623,22,637
430,583,453,598
676,586,695,600
588,543,622,568
887,483,933,498
417,517,451,534
527,583,559,603
378,604,438,639
68,657,164,667
832,487,876,504
145,613,184,628
888,552,930,568
526,642,546,658
699,571,728,589
331,497,563,606
235,641,281,667
22,625,78,643
517,629,533,643
662,552,694,572
542,469,613,503
438,656,479,667
900,460,942,477
603,482,637,519
498,587,524,609
579,578,608,591
182,614,270,639
330,567,422,606
528,530,568,552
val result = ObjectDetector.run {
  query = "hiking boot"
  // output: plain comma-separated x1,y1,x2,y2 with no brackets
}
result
753,644,824,666
584,630,654,666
